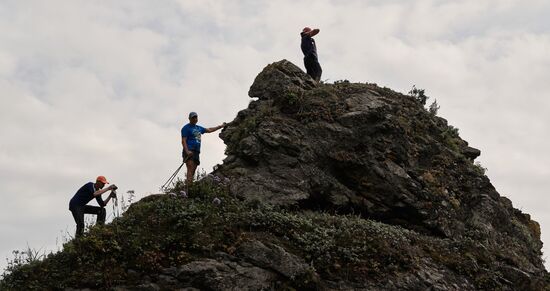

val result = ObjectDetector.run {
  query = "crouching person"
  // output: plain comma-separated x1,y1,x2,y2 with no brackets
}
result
69,175,117,238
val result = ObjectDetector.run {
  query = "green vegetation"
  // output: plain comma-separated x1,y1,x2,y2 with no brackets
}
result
333,79,350,84
2,246,47,280
428,99,440,116
0,177,418,289
473,161,488,175
408,85,440,117
3,174,535,289
225,115,258,154
284,90,303,107
279,84,347,123
409,85,429,106
440,125,461,153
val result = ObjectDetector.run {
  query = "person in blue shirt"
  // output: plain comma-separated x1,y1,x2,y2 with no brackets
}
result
181,112,226,185
69,175,117,238
301,26,322,82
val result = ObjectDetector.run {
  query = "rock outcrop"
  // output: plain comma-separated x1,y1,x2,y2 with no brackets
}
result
217,60,544,271
1,60,548,290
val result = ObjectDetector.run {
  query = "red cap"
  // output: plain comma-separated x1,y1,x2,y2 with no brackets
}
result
96,176,109,184
302,27,312,33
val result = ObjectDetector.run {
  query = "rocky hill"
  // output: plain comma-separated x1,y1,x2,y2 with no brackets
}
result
1,60,548,290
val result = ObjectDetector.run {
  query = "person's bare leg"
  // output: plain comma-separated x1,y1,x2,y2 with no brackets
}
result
190,162,197,181
186,159,195,185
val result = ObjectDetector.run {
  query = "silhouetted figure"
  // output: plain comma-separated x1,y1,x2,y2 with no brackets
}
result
181,112,226,185
69,176,117,238
301,27,322,82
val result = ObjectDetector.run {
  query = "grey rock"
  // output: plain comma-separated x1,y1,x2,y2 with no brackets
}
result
160,266,179,277
214,59,547,290
345,93,388,111
239,135,262,161
176,258,278,291
385,159,411,179
462,146,481,160
235,239,315,280
157,274,179,287
248,59,316,100
129,283,160,291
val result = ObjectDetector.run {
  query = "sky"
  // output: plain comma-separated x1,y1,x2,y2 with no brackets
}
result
0,0,549,272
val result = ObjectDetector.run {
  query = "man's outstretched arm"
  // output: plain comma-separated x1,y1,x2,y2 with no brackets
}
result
205,122,227,133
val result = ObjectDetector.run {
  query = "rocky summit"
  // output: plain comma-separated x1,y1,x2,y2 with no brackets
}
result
1,60,548,290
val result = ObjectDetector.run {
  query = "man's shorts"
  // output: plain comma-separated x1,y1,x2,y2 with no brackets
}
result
184,150,200,165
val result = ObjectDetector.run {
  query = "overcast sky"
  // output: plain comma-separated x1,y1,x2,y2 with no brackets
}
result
1,0,549,272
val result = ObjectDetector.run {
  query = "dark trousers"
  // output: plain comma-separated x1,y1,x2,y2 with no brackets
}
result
304,55,322,82
70,205,106,238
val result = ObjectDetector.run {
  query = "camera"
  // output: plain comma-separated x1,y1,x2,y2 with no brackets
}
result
112,185,118,190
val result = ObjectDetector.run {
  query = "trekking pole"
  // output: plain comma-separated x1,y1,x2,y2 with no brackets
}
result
161,156,190,192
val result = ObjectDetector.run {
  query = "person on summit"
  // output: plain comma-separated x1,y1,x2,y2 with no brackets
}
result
181,112,226,185
69,176,117,238
300,26,322,82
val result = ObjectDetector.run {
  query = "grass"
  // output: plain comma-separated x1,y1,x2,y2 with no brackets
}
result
0,176,418,289
2,174,548,290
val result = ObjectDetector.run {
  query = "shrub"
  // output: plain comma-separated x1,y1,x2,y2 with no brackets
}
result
474,161,488,175
429,99,440,116
409,85,429,106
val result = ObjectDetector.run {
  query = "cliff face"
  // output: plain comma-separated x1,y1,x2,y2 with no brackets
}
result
217,59,543,268
1,60,548,291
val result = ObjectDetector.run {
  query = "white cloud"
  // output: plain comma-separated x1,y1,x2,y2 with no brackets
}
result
0,0,549,272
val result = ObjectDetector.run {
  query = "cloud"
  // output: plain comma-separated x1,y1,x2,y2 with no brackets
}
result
1,0,549,271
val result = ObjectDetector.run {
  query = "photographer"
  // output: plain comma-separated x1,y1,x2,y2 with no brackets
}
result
68,176,117,238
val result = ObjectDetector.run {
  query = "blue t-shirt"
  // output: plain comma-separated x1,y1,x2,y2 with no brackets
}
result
69,182,105,209
181,123,206,152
